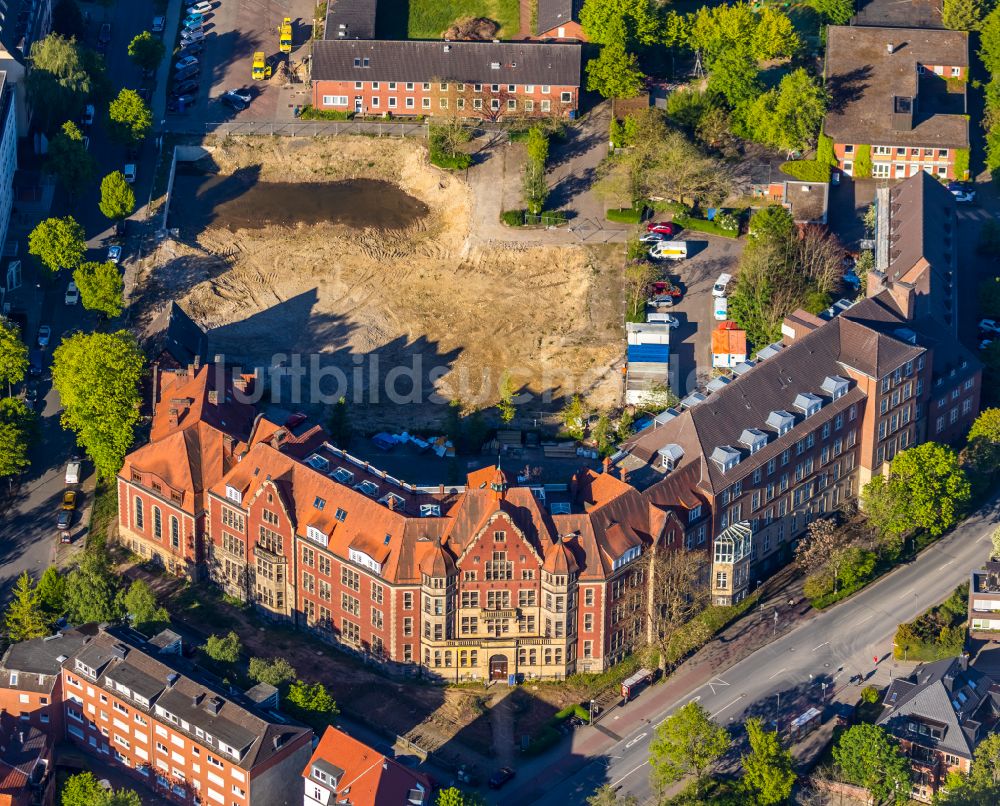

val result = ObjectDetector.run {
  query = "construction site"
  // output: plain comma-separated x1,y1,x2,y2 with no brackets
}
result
134,135,625,432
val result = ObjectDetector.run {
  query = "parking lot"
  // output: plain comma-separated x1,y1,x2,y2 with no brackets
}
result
167,0,315,126
650,233,745,397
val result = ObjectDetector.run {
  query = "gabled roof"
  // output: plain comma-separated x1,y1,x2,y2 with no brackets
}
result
536,0,579,35
312,39,582,86
302,726,430,806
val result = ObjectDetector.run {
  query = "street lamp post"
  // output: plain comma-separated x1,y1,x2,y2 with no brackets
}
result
773,608,778,638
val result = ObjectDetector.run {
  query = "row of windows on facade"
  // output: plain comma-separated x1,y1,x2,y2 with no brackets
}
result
935,398,976,435
423,645,571,668
846,145,952,159
322,94,567,111
843,162,950,179
130,470,185,504
132,499,181,548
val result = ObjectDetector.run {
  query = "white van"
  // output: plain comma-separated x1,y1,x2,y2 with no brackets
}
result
714,297,729,321
65,459,81,485
649,241,688,261
181,29,205,43
713,273,732,297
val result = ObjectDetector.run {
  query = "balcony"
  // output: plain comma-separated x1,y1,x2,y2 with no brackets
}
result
480,607,519,619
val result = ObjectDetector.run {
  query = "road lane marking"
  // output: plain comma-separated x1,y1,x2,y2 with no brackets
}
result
711,695,744,719
767,667,787,680
624,732,647,749
611,761,648,787
851,615,871,627
939,560,954,569
708,677,729,693
812,642,829,651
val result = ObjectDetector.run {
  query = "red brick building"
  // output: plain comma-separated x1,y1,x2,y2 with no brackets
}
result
824,26,969,181
311,40,582,119
60,625,313,805
535,0,586,40
302,726,430,806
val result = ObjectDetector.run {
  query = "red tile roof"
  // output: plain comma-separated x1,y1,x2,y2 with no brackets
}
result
302,727,430,806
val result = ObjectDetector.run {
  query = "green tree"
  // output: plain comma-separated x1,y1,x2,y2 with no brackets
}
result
287,680,339,715
0,397,33,478
64,545,123,623
120,580,168,632
498,370,516,423
5,572,49,641
860,685,880,704
649,701,731,797
436,788,486,806
862,442,971,541
327,396,352,447
0,317,28,395
592,413,613,455
127,30,165,72
28,215,87,273
107,88,152,145
248,656,296,686
579,0,662,46
969,408,1000,443
52,330,144,480
944,0,987,30
616,408,634,441
73,260,124,318
688,3,759,67
738,68,827,152
810,0,855,24
832,724,910,805
25,34,92,133
561,394,586,440
586,20,645,100
524,126,550,214
98,171,136,222
708,47,761,107
741,717,796,805
203,631,242,664
36,567,66,619
837,546,877,587
46,120,96,197
751,7,801,61
61,771,141,806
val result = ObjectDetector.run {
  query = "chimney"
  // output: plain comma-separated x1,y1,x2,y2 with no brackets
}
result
620,469,629,485
151,361,161,408
602,456,611,474
193,355,201,370
387,496,397,511
208,390,219,405
959,654,969,671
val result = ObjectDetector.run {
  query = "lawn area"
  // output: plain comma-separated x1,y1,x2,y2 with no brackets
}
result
376,0,521,39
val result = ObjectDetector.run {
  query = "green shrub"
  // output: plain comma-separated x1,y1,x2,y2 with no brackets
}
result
429,148,472,170
780,159,831,181
854,144,872,178
954,148,970,180
501,209,525,226
674,213,740,238
298,105,353,121
539,210,568,226
606,207,645,223
860,685,880,704
714,211,739,232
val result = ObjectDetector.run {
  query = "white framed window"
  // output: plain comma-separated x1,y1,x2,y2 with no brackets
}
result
842,160,853,175
457,98,465,109
372,81,379,89
951,66,961,76
473,98,482,109
872,163,891,178
405,82,414,90
541,84,550,93
422,97,430,109
388,97,397,108
491,98,500,110
540,100,550,112
934,65,944,75
474,83,482,92
388,82,396,90
422,82,431,91
321,95,347,107
525,99,534,112
507,98,516,110
405,97,414,108
440,98,448,109
354,81,362,90
560,91,572,102
873,145,892,156
371,96,379,108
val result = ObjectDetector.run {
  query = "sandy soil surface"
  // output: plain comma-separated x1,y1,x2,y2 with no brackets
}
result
137,136,624,431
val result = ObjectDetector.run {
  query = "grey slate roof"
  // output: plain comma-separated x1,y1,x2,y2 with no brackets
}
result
323,0,378,40
312,39,582,86
622,295,924,492
878,657,997,759
536,0,579,34
824,26,969,149
0,627,95,694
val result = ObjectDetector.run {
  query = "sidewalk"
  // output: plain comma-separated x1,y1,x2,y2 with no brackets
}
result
152,0,183,129
507,566,816,800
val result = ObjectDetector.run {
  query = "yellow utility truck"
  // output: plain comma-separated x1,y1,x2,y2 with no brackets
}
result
279,18,292,53
252,51,272,80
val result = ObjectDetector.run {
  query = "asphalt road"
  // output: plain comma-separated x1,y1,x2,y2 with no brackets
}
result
0,0,160,598
527,495,1000,805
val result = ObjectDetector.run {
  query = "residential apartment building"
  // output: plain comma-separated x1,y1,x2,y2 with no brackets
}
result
60,625,313,805
878,656,997,802
311,40,581,119
969,562,1000,640
0,0,53,134
302,726,430,806
824,26,969,180
0,72,16,256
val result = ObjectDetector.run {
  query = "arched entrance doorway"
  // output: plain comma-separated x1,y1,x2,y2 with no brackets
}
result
489,654,508,681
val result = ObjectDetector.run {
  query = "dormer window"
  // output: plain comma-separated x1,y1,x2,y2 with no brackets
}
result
821,375,850,400
379,492,405,511
420,504,441,517
794,393,823,418
612,545,641,571
306,454,329,471
739,429,768,454
658,444,684,471
710,446,741,473
306,526,329,547
333,467,354,484
355,480,379,497
766,410,795,436
225,485,242,504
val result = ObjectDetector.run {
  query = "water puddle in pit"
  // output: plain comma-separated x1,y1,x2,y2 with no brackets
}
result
169,172,429,231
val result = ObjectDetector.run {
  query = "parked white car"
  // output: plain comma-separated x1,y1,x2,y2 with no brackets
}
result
65,281,79,305
714,297,729,321
187,2,213,14
712,273,732,297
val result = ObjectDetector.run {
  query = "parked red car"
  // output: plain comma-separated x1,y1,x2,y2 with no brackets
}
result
652,280,682,297
646,221,678,236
